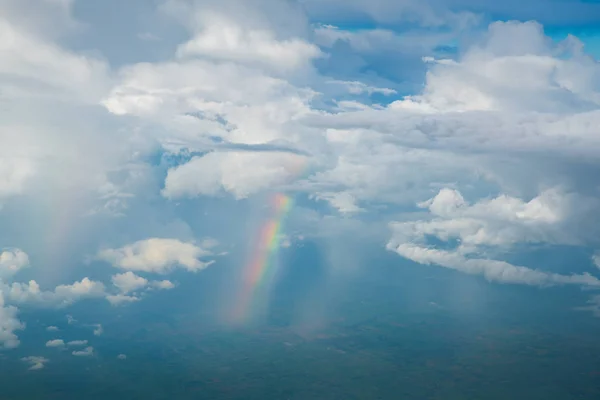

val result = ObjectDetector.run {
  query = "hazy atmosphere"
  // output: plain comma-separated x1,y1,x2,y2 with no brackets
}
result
1,0,600,399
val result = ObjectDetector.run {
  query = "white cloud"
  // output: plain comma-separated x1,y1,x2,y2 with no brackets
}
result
387,189,600,288
0,249,29,280
176,12,321,72
314,191,364,214
163,152,308,200
117,353,127,360
111,272,148,294
103,60,314,144
1,0,600,345
393,21,600,113
67,340,88,347
0,291,23,349
151,280,176,290
106,294,140,306
403,188,575,252
46,326,59,332
593,253,600,270
72,346,94,357
97,238,216,274
103,15,318,200
4,278,106,308
45,339,65,348
21,356,49,371
93,324,103,336
389,242,600,287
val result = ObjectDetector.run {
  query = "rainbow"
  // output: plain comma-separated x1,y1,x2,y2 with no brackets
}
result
232,192,293,324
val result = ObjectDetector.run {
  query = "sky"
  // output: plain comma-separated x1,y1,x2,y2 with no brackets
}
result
1,0,600,375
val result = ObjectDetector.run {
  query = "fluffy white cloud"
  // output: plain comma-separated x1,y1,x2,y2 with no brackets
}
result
314,191,364,214
163,152,308,199
0,0,600,347
72,346,94,357
398,188,576,252
21,356,49,371
97,238,216,274
151,280,176,290
4,278,106,308
46,326,59,332
387,189,600,288
0,291,23,349
107,272,175,305
111,272,148,294
117,353,127,360
393,21,600,113
0,249,29,280
45,339,65,348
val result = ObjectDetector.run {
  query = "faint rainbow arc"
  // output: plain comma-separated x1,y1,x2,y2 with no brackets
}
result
232,193,293,324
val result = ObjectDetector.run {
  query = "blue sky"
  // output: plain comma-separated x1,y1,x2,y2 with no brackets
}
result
1,0,600,370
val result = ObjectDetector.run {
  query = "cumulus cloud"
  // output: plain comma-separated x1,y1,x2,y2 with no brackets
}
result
97,238,216,274
393,21,600,113
0,291,23,349
45,339,65,348
314,191,364,214
163,152,308,200
46,326,59,332
151,280,176,290
117,353,127,360
111,272,148,294
1,0,600,349
106,273,175,305
387,189,600,288
405,188,575,251
72,346,94,357
0,249,29,280
21,356,49,371
4,278,106,308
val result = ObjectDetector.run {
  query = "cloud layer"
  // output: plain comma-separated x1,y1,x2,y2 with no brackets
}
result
1,0,600,355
